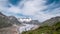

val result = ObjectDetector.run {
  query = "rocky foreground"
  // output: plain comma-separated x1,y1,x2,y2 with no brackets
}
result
0,24,20,34
0,24,40,34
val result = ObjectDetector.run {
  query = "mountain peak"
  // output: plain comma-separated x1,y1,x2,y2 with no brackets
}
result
0,12,3,15
0,12,5,16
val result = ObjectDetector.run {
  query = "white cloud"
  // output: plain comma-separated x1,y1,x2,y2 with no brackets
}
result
0,0,9,12
18,0,47,16
7,6,21,13
0,0,60,22
0,0,8,7
17,0,52,22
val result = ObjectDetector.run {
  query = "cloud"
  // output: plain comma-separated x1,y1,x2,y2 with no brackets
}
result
7,6,21,13
17,0,47,15
0,0,60,22
0,0,10,12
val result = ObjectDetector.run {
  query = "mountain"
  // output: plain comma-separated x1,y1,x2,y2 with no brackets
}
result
18,18,40,25
24,20,41,25
22,22,60,34
0,12,12,28
0,12,6,16
42,16,60,26
0,12,21,28
8,16,21,25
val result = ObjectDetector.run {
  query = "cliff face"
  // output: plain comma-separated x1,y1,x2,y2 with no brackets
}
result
0,12,21,34
0,26,19,34
0,12,12,28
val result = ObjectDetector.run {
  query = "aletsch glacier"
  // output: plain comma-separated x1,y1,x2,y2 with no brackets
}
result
19,23,39,33
18,18,40,34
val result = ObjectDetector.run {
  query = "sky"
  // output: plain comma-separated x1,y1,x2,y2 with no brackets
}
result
0,0,60,22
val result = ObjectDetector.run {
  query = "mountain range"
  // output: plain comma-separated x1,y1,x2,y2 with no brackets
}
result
0,12,60,34
42,16,60,26
22,16,60,34
0,12,21,28
0,12,60,28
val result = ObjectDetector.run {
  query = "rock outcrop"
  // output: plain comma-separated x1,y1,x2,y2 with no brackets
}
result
0,25,19,34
